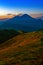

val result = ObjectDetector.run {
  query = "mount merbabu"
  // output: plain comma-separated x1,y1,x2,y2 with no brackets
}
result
0,14,43,32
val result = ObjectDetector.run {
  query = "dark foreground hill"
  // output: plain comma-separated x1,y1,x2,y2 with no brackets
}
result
0,30,19,43
0,30,43,65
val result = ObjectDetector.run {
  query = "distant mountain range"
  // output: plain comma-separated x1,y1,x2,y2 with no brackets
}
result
36,16,43,20
0,14,43,32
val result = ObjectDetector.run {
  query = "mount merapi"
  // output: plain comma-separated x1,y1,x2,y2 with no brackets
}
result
0,14,43,32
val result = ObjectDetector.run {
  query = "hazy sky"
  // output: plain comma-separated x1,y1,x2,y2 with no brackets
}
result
0,0,43,15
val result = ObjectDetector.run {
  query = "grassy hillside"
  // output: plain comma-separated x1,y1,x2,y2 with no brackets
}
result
0,30,43,65
0,29,19,43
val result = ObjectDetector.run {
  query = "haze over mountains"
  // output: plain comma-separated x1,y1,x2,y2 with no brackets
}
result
0,14,43,32
36,16,43,20
0,14,15,20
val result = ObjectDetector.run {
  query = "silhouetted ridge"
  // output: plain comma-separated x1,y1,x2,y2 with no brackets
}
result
0,14,43,32
10,14,32,20
21,14,32,18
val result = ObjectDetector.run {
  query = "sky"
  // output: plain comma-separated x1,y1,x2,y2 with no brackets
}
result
0,0,43,16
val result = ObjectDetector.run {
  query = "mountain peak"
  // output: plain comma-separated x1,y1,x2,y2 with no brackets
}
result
22,14,29,16
10,14,33,20
21,14,32,19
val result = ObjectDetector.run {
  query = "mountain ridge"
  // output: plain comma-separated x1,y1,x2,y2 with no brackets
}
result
0,14,43,32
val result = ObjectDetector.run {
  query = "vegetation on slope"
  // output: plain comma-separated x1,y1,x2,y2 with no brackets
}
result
0,29,19,43
0,30,43,65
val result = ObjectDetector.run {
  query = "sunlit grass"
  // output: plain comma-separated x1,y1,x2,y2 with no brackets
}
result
0,30,43,65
